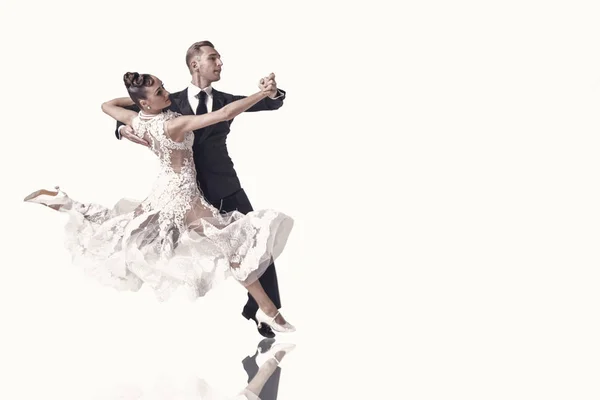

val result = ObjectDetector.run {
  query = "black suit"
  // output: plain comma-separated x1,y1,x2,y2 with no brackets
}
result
115,87,286,319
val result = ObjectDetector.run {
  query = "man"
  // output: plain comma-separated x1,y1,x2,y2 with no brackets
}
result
115,41,286,338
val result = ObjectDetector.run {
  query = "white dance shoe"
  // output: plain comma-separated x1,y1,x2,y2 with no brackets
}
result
256,309,296,333
23,186,71,210
255,342,296,367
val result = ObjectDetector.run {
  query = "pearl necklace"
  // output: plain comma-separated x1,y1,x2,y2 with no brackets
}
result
140,111,160,120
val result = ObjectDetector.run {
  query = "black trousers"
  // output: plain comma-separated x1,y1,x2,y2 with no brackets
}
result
209,188,282,319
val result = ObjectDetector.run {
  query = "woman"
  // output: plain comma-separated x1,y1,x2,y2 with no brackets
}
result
24,72,295,333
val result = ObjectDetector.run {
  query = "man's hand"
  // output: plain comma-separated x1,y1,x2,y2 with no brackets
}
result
120,125,149,147
259,73,278,98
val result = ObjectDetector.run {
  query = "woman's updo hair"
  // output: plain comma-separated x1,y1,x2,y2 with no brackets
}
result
123,72,155,106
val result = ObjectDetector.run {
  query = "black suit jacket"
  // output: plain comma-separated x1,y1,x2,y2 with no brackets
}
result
115,88,285,202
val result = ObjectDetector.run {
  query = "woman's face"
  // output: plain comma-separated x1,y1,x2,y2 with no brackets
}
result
142,76,171,111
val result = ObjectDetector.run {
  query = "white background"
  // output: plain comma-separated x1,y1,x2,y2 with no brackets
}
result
1,0,599,398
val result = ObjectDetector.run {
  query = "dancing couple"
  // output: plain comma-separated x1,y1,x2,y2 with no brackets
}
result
24,41,295,337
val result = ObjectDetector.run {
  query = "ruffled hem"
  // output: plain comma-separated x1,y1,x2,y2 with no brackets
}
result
60,196,293,301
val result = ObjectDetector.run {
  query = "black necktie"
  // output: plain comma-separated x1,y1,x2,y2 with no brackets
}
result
196,90,208,115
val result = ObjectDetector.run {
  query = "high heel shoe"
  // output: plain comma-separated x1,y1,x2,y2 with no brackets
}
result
256,309,296,333
23,186,71,210
255,342,296,367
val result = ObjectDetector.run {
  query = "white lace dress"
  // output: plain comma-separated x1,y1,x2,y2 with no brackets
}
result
55,110,293,301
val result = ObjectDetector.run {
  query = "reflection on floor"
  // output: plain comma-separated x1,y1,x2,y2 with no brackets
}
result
92,339,296,400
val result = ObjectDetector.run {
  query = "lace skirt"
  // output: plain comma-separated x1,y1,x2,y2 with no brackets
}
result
60,192,293,301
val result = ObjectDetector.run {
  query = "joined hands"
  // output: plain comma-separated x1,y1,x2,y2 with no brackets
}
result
259,72,278,98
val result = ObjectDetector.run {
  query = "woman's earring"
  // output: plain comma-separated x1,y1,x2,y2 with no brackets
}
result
147,106,151,109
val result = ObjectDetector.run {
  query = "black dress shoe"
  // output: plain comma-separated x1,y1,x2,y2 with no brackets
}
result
256,319,276,338
244,313,276,338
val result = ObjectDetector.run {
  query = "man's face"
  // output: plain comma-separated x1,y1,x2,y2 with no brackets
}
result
193,46,223,83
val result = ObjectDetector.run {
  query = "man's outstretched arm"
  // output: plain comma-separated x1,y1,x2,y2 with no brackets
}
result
228,73,286,112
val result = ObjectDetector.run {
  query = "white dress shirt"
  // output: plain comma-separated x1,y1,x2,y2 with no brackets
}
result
187,83,213,114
